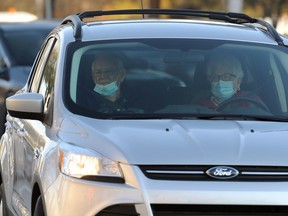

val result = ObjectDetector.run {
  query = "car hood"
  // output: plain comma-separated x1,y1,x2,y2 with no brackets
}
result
58,117,288,165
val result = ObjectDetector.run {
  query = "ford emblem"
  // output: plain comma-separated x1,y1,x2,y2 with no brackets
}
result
206,166,239,179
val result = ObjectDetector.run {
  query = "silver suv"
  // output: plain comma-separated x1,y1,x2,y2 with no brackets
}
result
1,9,288,216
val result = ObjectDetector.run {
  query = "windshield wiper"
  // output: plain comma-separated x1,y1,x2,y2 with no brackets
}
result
109,113,288,122
196,114,288,122
109,113,202,120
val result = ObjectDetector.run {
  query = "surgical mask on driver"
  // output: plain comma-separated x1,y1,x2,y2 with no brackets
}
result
94,81,119,96
211,80,235,101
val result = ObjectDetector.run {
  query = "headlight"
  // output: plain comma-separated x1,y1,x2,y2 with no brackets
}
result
59,143,124,183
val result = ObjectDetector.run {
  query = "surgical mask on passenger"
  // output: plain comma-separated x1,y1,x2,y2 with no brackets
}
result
94,81,119,96
211,80,235,101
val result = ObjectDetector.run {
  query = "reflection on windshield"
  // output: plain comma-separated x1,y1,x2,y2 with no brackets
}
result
64,39,288,120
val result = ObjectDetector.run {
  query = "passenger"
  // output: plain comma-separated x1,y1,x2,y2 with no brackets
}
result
193,54,267,111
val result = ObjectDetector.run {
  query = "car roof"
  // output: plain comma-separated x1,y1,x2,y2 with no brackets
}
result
77,19,277,45
59,9,286,46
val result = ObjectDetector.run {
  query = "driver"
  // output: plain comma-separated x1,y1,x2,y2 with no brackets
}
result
193,54,265,110
88,52,128,113
87,51,143,113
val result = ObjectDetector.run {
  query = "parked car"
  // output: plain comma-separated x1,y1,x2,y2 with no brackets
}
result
2,9,288,216
0,20,59,135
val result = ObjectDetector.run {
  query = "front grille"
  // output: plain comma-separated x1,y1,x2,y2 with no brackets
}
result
140,165,288,181
151,204,288,216
96,204,139,216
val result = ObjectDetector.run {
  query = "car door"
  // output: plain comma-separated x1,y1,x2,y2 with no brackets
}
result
9,37,58,214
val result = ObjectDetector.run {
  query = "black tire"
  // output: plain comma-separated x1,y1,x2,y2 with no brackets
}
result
34,196,45,216
0,183,9,216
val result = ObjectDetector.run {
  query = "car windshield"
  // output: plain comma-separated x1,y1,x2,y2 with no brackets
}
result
64,38,288,120
3,29,51,65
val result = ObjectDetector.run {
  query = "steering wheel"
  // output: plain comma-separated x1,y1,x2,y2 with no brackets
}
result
215,96,270,113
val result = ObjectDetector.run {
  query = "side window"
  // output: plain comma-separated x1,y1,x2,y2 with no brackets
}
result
30,38,56,93
38,40,59,126
29,37,59,126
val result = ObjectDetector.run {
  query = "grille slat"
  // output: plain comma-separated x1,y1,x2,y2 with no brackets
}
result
151,204,288,216
96,204,139,216
140,165,288,181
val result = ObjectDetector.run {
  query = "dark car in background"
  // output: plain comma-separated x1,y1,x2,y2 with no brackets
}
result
0,20,58,134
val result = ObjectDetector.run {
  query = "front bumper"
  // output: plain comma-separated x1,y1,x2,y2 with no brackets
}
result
44,164,288,216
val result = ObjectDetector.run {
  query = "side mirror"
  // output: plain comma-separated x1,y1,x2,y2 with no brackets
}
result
6,93,44,121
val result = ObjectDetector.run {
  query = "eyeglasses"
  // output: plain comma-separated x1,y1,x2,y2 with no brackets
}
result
208,73,237,82
93,69,118,77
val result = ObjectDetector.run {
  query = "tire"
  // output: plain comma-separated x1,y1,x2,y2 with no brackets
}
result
34,196,45,216
0,183,9,216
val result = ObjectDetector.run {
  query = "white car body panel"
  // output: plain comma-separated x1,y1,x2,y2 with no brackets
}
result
58,116,288,165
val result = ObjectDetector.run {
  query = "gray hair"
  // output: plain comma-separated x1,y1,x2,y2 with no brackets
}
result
206,54,244,78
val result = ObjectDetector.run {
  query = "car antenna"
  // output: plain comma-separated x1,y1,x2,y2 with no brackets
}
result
140,0,145,19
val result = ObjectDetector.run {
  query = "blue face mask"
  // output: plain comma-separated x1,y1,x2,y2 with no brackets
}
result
94,81,119,97
211,80,235,101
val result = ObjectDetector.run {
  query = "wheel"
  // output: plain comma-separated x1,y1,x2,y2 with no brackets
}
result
0,183,9,216
216,96,270,113
34,196,45,216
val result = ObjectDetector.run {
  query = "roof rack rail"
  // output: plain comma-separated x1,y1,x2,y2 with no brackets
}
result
61,9,283,45
255,19,284,45
77,9,256,23
61,15,82,41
